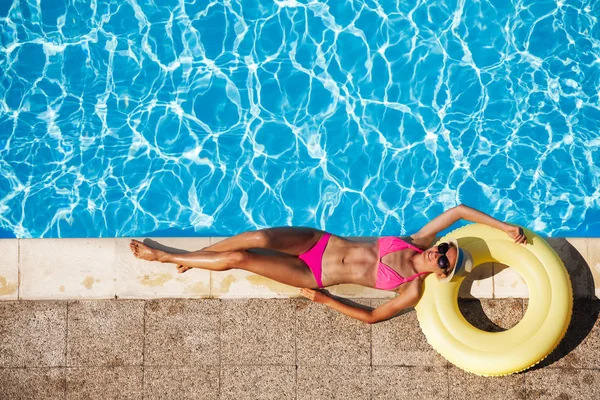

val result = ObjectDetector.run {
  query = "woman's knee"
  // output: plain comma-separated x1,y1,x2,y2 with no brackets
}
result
249,230,270,248
223,250,249,270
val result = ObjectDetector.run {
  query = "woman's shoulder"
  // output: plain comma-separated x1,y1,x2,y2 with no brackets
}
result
401,235,430,251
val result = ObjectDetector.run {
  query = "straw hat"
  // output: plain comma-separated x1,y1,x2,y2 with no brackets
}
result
438,238,474,283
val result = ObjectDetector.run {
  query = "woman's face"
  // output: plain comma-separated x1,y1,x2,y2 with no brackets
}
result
423,243,458,279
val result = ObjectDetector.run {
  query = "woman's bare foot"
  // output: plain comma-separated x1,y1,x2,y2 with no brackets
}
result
130,240,164,262
176,264,193,273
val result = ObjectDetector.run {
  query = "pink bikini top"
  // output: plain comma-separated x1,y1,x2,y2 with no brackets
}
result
376,236,429,291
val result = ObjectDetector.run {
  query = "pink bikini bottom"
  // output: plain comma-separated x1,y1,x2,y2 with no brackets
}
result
298,232,331,288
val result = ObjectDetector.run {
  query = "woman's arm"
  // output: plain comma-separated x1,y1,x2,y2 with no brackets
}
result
410,204,526,249
300,283,421,324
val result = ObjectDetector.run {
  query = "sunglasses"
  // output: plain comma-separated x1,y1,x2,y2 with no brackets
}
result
435,242,453,270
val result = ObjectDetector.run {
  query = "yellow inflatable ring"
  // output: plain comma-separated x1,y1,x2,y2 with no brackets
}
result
414,223,573,376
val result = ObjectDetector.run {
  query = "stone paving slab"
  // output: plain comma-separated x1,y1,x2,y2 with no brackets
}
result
296,299,371,365
448,366,525,400
297,365,372,400
143,366,219,400
67,300,145,367
524,368,600,399
371,299,447,367
220,366,295,400
0,239,18,300
0,301,66,368
0,368,66,400
144,299,220,366
458,298,524,332
65,366,143,400
372,366,448,400
221,299,296,365
0,298,598,398
540,300,600,369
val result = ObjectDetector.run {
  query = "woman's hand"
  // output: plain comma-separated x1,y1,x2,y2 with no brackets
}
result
504,224,527,244
300,288,328,304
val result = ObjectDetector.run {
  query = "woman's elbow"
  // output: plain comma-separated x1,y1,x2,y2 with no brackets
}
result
363,312,379,325
453,204,467,218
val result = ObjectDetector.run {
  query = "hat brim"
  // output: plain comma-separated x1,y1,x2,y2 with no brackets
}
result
438,238,473,284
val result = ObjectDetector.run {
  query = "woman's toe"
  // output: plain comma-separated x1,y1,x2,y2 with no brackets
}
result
179,265,190,273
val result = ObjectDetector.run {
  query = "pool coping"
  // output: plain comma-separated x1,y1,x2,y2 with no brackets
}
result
0,237,598,301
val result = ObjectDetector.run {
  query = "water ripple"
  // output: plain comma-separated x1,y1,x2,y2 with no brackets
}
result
0,0,599,238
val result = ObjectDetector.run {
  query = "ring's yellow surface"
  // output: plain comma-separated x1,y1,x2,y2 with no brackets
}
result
414,224,573,376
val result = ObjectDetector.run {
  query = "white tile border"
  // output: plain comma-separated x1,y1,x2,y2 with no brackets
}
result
493,263,529,298
587,238,600,299
0,239,18,300
460,262,494,299
211,268,300,298
1,236,597,300
19,239,117,300
116,237,211,299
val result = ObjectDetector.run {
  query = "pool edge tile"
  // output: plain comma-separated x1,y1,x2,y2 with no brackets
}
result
19,239,116,300
493,264,529,299
212,269,300,298
0,239,18,300
7,236,599,300
116,238,211,299
587,238,600,299
209,237,299,298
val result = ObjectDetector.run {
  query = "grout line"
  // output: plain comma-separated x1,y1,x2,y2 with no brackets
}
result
523,364,527,400
64,300,68,399
141,301,146,400
295,365,298,400
1,365,598,371
294,299,298,367
446,360,450,400
65,301,69,366
370,298,374,400
369,300,373,400
523,297,527,400
370,352,373,399
370,299,373,368
218,298,222,399
294,298,298,400
17,239,20,300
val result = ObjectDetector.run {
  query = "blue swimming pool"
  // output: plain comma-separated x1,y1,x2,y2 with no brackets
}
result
0,0,599,238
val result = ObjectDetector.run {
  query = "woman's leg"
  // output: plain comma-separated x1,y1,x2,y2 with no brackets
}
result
201,226,325,255
182,227,325,274
129,240,319,288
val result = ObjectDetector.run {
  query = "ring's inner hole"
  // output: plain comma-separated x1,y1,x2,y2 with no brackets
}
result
458,263,528,332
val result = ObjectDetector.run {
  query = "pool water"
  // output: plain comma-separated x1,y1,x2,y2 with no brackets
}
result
0,0,599,238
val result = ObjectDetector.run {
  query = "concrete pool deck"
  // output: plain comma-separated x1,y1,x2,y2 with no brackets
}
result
0,298,599,399
0,237,598,301
0,237,599,398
